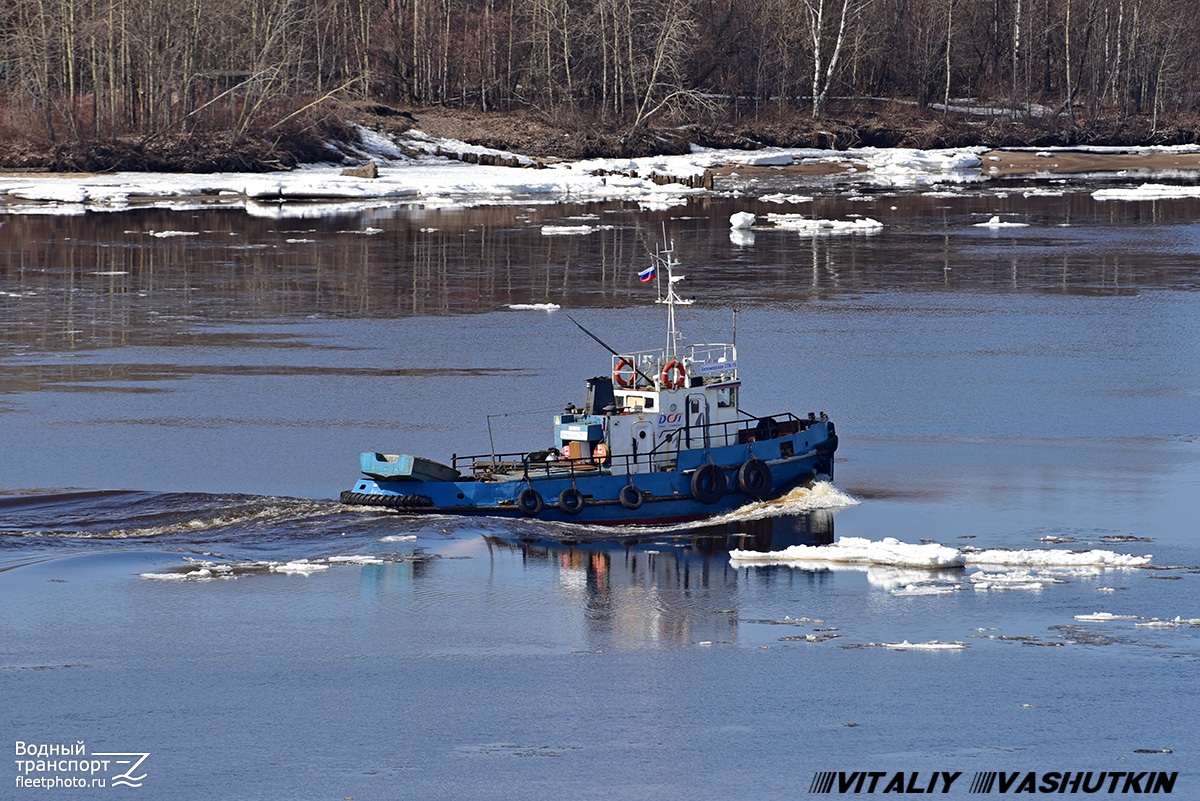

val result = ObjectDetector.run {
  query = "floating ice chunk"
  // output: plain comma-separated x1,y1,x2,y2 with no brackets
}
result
149,230,200,238
327,555,386,565
766,214,883,234
507,303,561,311
271,560,329,575
758,193,813,204
637,197,688,211
972,580,1045,591
733,536,1152,571
139,565,227,581
731,536,961,568
140,571,190,581
969,570,1066,586
379,534,418,542
729,211,756,229
881,640,967,650
1136,617,1200,628
966,548,1151,568
540,224,595,235
890,584,961,596
1074,612,1139,622
1092,183,1200,201
975,215,1029,228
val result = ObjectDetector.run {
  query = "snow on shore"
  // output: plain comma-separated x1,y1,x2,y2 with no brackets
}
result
6,127,1198,216
0,126,988,214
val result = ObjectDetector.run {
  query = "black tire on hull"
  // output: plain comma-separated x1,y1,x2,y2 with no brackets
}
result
340,491,434,509
690,463,727,505
738,458,773,501
517,487,544,516
618,484,644,510
558,487,586,514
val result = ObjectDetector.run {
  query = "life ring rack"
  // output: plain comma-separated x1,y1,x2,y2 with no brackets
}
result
613,357,638,388
660,359,686,390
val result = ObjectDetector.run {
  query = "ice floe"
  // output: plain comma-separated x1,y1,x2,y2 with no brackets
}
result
271,559,330,575
758,193,814,204
974,215,1029,228
507,303,561,311
765,214,883,234
730,536,1152,570
1092,183,1200,201
878,640,967,650
890,583,962,596
1135,617,1200,629
540,224,603,235
732,536,958,568
729,211,756,229
969,570,1067,591
964,547,1151,568
1073,612,1140,622
138,551,430,581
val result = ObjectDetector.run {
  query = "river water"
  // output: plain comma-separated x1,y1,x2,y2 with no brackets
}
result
2,184,1199,799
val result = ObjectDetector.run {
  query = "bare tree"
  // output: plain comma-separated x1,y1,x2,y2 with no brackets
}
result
801,0,867,117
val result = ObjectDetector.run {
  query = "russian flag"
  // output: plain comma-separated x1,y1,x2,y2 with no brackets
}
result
638,265,656,283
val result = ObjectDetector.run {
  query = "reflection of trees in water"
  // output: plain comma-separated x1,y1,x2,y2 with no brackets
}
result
4,193,1195,353
484,510,833,647
0,204,648,351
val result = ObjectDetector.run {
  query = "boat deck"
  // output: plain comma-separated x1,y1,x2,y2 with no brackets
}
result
471,460,610,482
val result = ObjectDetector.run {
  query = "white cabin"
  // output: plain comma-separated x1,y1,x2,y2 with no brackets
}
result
557,244,743,474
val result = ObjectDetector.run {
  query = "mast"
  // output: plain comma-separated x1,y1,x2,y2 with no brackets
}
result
655,240,693,360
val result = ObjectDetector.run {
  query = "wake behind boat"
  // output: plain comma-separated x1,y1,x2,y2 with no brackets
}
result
339,244,838,525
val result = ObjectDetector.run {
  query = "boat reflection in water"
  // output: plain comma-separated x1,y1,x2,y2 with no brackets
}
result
483,511,834,648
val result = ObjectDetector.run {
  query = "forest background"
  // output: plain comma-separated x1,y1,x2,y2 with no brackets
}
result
0,0,1195,171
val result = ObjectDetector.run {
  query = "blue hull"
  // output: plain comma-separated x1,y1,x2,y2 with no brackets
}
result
340,421,836,526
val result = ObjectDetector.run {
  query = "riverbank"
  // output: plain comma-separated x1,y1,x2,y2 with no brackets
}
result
4,101,1199,174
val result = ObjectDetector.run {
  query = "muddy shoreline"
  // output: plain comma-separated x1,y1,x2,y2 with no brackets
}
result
3,102,1199,175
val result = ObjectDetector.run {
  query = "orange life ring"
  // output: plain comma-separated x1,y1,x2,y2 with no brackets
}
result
614,357,637,388
660,360,686,390
593,442,610,464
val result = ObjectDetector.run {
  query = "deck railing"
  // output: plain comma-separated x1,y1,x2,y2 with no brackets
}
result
452,411,816,480
613,343,738,388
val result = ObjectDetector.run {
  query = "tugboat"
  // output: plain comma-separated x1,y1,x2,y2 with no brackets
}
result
339,244,838,525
